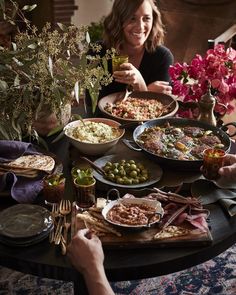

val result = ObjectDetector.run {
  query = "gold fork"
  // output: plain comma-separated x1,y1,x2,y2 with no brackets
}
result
54,200,71,245
49,203,59,243
61,215,71,255
59,199,72,216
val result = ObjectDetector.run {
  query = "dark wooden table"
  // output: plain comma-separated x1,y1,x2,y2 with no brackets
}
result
0,121,236,295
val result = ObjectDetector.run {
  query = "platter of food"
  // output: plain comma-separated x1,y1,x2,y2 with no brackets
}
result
92,154,163,189
71,187,213,248
98,91,178,123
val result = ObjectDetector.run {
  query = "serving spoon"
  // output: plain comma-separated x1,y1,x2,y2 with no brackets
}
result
122,85,133,102
80,156,105,176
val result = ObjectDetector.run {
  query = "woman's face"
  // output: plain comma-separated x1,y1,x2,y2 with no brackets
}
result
123,0,153,49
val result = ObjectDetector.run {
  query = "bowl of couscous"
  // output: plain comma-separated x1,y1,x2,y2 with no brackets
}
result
64,118,125,156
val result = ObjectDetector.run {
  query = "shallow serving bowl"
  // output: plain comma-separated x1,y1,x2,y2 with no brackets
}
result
64,118,125,156
98,90,179,124
102,197,164,229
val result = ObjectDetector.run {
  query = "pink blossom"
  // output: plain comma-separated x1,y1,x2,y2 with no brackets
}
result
211,79,229,94
169,44,236,117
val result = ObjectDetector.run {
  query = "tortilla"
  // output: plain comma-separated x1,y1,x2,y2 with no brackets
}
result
1,154,55,173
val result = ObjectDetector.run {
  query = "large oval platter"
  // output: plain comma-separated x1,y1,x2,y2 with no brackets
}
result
92,154,163,189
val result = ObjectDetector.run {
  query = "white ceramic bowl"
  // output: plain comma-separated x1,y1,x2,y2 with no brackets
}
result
64,118,125,156
102,198,164,228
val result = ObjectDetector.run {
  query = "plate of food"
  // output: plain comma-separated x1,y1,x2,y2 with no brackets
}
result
92,154,163,189
98,91,178,124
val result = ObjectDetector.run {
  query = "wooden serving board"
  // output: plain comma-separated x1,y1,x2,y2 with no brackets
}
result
71,203,213,248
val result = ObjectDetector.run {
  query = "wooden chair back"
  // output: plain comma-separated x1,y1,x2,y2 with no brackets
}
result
208,24,236,49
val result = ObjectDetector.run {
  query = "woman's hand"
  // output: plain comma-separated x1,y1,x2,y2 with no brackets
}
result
113,62,147,91
147,81,172,95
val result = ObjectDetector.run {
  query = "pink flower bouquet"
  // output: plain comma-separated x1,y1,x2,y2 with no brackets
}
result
169,44,236,118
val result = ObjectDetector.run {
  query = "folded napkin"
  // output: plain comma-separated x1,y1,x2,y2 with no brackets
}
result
0,140,44,203
191,179,236,217
0,140,41,162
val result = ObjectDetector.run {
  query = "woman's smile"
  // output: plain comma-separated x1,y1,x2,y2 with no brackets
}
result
123,0,153,48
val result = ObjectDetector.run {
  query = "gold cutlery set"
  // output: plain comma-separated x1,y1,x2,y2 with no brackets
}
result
49,199,72,255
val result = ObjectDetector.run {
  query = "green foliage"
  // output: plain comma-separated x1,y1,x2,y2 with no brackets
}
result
88,18,104,43
0,1,113,141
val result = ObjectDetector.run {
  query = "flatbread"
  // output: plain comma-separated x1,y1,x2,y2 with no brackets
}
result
77,212,122,237
154,225,191,240
1,154,55,173
0,169,39,178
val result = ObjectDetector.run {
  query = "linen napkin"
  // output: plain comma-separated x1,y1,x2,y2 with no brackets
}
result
191,179,236,217
0,140,44,203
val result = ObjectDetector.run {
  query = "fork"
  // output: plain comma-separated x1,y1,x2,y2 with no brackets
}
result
60,215,71,255
54,200,71,245
59,199,72,216
63,216,71,245
49,203,59,243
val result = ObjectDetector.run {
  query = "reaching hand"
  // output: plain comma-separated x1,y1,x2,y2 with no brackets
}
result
216,154,236,187
147,81,172,95
67,229,115,295
67,229,104,275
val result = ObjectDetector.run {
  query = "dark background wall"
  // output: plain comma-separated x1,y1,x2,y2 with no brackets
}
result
159,0,236,62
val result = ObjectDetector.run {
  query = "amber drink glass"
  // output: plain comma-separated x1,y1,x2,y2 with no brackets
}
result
74,178,96,209
112,55,129,72
202,148,226,180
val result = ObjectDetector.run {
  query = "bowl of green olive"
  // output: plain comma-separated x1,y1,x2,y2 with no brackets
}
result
92,154,163,189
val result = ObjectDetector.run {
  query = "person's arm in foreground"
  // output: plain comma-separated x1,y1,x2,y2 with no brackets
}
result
67,228,115,295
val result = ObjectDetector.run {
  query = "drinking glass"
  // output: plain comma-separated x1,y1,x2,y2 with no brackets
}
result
73,178,96,209
43,174,65,203
202,148,226,180
112,55,129,72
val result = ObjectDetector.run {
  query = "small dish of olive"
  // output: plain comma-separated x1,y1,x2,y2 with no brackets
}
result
92,154,163,189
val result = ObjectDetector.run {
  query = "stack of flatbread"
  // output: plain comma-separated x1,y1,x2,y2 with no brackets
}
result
0,154,55,178
76,202,122,237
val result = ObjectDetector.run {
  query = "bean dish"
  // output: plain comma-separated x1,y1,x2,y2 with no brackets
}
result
107,202,160,226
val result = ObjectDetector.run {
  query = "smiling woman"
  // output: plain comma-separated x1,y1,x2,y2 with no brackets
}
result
88,0,173,104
